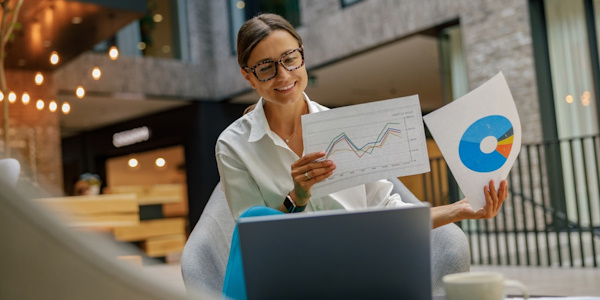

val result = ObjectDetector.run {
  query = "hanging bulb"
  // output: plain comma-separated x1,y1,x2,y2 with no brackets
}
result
35,72,44,85
128,158,139,168
49,100,58,112
109,46,119,60
22,92,30,104
76,85,85,98
8,91,16,103
36,99,45,111
61,102,71,114
50,51,59,65
92,67,101,80
0,91,4,102
155,157,166,168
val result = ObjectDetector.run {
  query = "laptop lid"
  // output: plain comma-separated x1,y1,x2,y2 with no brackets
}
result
238,205,432,300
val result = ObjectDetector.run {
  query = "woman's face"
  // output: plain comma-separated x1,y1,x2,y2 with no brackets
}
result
242,30,308,108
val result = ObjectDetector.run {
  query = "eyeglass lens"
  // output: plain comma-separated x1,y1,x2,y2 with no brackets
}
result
254,49,303,81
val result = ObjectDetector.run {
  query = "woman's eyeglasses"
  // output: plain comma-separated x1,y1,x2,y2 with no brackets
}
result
244,47,304,82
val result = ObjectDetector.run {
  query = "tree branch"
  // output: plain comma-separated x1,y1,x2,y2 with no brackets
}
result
1,0,23,47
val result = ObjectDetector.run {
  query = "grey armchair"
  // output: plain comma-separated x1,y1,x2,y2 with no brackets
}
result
181,178,470,296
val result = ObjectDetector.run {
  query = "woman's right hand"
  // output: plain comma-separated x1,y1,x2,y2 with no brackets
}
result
289,151,336,206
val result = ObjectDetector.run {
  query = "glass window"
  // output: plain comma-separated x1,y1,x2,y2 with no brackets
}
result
139,0,181,59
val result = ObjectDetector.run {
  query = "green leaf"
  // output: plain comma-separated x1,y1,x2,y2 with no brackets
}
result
8,33,14,42
13,22,22,30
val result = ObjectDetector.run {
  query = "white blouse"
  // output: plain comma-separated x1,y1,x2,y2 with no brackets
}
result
215,93,409,220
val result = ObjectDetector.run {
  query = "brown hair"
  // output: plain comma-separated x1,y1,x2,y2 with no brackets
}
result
237,13,303,68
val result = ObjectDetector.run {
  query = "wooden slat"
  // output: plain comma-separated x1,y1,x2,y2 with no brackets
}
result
142,234,186,257
37,194,139,214
113,218,186,242
108,184,185,205
54,212,140,228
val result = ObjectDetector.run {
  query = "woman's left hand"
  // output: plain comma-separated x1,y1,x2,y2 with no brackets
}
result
455,179,508,220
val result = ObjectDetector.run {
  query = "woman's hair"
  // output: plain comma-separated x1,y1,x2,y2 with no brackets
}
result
237,13,303,68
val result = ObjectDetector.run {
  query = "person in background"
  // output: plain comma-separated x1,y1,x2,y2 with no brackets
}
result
215,13,508,299
73,173,101,196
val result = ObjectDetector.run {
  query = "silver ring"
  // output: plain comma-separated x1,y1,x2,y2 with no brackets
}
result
305,172,311,180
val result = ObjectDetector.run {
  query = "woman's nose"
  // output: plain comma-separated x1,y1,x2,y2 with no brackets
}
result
275,63,291,80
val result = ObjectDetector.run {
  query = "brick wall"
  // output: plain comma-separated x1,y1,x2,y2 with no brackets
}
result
2,69,63,195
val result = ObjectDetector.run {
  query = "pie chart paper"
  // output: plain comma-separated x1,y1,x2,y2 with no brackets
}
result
422,72,521,211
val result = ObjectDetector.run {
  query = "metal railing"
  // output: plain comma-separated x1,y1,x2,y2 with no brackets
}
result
423,134,600,268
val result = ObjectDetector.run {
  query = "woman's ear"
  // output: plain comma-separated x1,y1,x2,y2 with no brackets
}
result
241,68,256,89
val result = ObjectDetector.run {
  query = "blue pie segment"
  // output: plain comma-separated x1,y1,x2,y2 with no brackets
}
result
458,115,514,173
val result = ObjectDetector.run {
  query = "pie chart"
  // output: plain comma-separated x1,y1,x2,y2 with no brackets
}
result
458,115,514,173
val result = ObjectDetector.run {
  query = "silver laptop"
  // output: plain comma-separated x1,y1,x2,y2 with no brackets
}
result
238,205,432,300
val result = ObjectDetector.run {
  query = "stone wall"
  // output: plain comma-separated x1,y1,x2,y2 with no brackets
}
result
2,69,63,195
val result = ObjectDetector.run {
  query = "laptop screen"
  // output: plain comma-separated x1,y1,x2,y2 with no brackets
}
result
238,205,432,300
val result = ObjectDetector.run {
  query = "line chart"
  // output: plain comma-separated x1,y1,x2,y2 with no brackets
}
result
302,95,430,198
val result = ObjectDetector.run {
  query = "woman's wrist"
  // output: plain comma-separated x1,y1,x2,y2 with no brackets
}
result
284,192,307,213
289,189,309,207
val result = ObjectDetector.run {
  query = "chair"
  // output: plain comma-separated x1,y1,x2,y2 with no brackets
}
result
181,178,470,296
0,158,20,186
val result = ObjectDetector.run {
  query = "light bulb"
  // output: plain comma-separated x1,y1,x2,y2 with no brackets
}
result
49,100,58,112
109,46,119,60
35,72,44,85
36,99,44,111
8,91,16,103
61,102,71,114
50,51,59,65
22,92,30,104
92,67,101,80
76,86,85,98
0,91,3,101
155,157,166,167
128,158,139,168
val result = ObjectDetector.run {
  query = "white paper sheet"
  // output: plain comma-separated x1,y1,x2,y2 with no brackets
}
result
302,95,430,198
423,72,521,210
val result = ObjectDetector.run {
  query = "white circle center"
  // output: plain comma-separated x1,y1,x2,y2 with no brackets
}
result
480,136,498,154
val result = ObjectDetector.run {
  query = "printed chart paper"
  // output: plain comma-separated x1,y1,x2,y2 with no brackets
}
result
302,95,430,198
423,72,521,211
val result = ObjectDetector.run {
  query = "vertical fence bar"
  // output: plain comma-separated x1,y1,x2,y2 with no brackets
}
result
508,170,521,265
526,145,542,265
575,139,587,267
590,136,600,267
566,139,576,267
484,218,492,265
501,186,511,265
517,153,531,265
493,203,501,265
549,141,562,266
537,143,552,266
582,137,597,267
477,219,483,265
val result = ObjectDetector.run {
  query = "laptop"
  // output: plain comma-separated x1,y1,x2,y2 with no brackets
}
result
238,205,432,300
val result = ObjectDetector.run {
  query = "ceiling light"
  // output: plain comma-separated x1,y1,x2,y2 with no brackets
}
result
153,14,163,22
72,17,82,24
61,102,71,114
92,67,101,80
36,99,44,111
137,42,146,50
0,91,4,102
76,86,85,99
35,72,44,85
236,1,245,9
50,51,59,65
22,92,30,104
109,46,119,60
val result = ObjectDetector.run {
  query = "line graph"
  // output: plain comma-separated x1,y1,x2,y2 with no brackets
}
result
322,123,402,159
302,95,430,198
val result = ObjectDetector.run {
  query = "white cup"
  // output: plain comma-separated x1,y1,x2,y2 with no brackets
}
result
443,271,529,300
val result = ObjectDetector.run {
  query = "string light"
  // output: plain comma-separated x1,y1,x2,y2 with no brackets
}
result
36,99,45,111
35,72,44,85
92,67,101,80
8,91,16,103
128,158,139,168
61,102,71,114
0,91,4,102
50,51,59,65
76,85,85,98
49,100,58,112
566,94,574,104
109,46,119,60
22,92,30,105
155,157,166,167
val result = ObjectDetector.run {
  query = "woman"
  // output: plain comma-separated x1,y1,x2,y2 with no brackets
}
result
216,13,507,299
